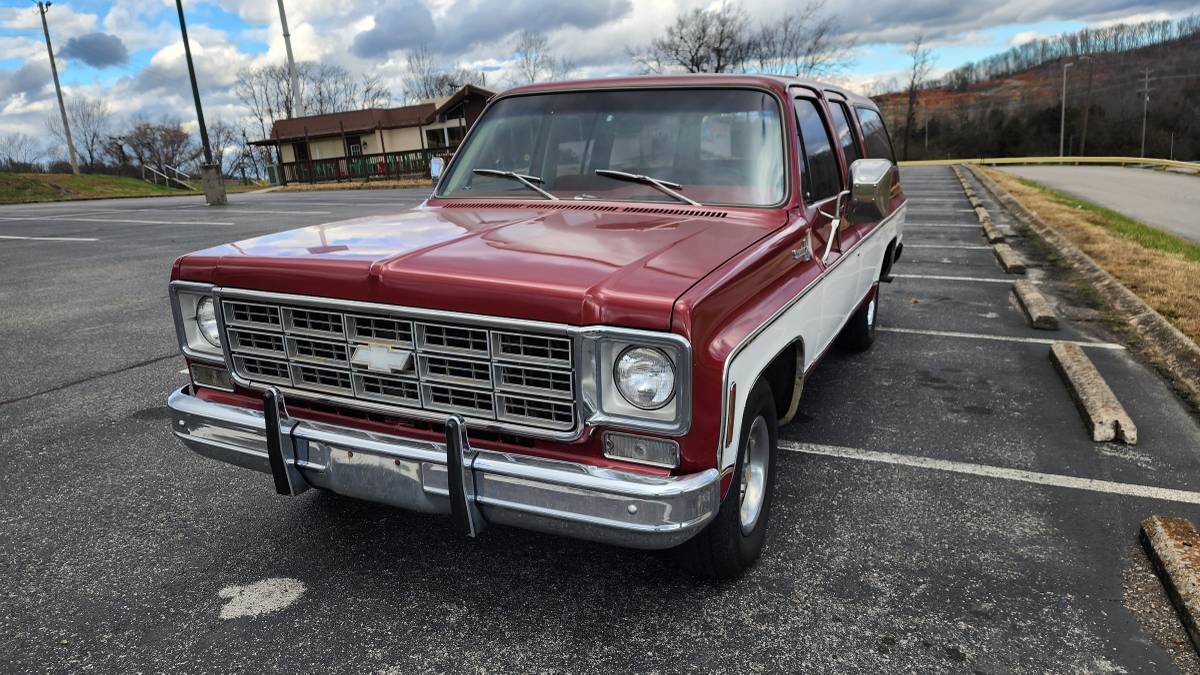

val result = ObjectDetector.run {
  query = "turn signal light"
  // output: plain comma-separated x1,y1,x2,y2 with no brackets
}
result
603,432,680,469
190,363,234,392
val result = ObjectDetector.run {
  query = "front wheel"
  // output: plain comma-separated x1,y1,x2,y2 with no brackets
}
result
838,284,879,353
674,380,778,580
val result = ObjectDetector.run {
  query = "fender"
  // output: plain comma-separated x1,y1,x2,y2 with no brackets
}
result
715,203,906,474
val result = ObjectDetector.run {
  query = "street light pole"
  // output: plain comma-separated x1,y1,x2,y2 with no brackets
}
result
36,1,78,174
1138,68,1153,159
174,0,225,204
276,0,299,118
1059,61,1073,158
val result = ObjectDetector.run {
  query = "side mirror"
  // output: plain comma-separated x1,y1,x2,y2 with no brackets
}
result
430,156,445,180
847,158,893,224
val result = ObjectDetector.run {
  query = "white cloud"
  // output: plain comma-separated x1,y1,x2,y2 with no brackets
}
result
1010,31,1044,46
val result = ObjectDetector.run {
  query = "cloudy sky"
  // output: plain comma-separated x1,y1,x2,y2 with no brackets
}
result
1,0,1197,148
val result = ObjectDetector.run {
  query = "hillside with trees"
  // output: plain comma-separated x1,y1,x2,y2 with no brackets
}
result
874,15,1200,161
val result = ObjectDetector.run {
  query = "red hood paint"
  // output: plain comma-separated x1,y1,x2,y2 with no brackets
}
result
174,204,782,330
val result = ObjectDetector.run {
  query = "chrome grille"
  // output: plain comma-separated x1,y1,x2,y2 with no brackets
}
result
221,298,576,432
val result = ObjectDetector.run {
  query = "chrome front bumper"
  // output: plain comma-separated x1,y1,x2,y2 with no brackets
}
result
167,387,719,549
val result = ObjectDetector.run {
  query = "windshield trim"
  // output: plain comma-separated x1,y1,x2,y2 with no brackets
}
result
433,84,793,210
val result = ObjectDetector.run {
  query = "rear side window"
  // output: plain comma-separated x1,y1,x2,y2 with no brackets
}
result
793,98,841,203
855,108,895,163
828,101,861,165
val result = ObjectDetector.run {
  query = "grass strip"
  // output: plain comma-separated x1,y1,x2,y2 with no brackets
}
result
986,168,1200,344
1013,176,1200,263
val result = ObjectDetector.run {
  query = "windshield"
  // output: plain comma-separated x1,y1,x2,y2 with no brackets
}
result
437,88,786,207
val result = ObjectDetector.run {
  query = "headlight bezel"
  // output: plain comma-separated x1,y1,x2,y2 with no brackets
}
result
582,328,691,436
169,281,225,364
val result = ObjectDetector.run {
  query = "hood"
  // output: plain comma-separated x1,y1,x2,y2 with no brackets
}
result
175,204,780,330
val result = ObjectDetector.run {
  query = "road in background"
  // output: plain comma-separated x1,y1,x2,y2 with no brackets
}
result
4,175,1200,672
1001,165,1200,244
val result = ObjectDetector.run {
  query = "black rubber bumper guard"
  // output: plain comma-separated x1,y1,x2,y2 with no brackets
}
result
262,387,486,537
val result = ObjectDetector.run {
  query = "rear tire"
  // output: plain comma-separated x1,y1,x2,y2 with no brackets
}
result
674,380,778,580
838,284,879,353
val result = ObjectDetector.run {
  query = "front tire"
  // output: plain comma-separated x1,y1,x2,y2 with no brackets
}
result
838,284,879,353
675,380,778,580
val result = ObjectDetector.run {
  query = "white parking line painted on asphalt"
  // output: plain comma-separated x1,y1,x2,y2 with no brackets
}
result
905,244,992,250
0,216,234,226
0,234,99,242
782,441,1200,504
892,273,1013,283
178,208,333,215
878,326,1125,350
905,223,983,229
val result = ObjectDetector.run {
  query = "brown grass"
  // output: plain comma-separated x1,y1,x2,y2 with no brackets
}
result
984,167,1200,343
276,178,431,192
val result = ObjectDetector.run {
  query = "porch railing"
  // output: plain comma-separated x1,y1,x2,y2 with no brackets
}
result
280,147,455,184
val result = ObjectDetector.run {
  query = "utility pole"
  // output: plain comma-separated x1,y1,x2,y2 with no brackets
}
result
1138,68,1152,158
1059,61,1073,157
277,0,299,118
923,110,929,154
1080,57,1095,156
36,1,78,174
175,0,226,204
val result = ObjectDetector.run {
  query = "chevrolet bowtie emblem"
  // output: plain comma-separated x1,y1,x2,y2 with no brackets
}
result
350,344,414,374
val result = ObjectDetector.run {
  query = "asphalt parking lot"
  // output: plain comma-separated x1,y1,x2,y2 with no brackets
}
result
4,171,1200,672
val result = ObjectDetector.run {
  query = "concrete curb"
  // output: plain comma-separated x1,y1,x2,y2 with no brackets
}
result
966,164,1200,406
974,206,990,223
993,243,1027,274
1141,515,1200,655
982,220,1006,243
1050,342,1138,443
1014,280,1059,330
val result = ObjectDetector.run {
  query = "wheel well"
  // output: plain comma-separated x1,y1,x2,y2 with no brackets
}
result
759,339,804,425
881,238,898,279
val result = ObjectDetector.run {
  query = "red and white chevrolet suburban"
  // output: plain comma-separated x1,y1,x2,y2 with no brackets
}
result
167,75,905,577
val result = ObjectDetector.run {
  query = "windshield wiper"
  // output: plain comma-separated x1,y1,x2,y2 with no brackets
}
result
593,169,701,206
472,169,558,200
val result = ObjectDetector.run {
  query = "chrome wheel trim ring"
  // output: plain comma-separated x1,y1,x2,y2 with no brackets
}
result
739,415,770,535
866,296,877,328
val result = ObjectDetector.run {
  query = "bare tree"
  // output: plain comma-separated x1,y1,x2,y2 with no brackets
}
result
45,96,112,171
902,35,934,161
119,118,201,175
359,72,391,109
514,29,551,85
206,119,241,176
632,2,753,73
750,1,854,78
401,45,488,102
511,29,574,84
235,63,392,135
0,132,43,171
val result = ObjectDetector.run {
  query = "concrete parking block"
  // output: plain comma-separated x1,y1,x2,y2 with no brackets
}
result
1141,515,1200,655
982,220,1005,243
974,205,990,222
1050,342,1138,444
993,243,1027,274
1014,280,1059,330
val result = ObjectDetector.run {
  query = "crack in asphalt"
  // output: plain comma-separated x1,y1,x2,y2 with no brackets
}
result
0,353,178,408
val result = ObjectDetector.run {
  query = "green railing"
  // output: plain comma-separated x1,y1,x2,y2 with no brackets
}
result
282,147,455,184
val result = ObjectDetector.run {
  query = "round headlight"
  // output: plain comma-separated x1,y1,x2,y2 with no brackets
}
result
614,347,675,410
195,296,221,347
